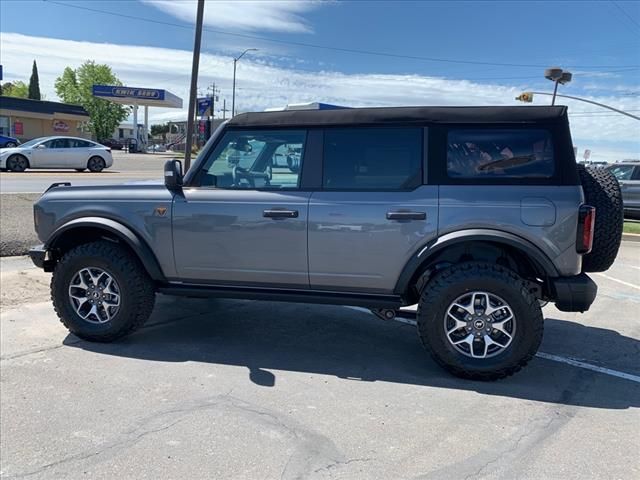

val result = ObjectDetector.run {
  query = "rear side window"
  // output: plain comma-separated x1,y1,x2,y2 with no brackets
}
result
322,127,422,190
607,164,635,181
70,139,93,148
447,129,554,179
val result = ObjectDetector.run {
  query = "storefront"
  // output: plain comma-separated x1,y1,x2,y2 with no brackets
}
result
0,96,91,142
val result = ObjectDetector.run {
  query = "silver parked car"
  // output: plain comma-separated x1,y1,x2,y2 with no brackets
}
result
607,162,640,218
0,136,114,172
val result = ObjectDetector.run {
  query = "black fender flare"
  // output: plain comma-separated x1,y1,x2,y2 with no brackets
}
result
46,217,166,282
394,229,559,295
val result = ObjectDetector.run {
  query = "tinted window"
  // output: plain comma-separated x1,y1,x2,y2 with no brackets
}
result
70,139,93,148
44,138,70,149
198,130,306,189
447,129,554,178
323,128,422,190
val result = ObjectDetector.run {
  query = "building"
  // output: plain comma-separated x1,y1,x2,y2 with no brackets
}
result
0,96,91,141
110,122,146,146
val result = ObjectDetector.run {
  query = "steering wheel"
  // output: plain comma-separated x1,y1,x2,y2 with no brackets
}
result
232,166,255,188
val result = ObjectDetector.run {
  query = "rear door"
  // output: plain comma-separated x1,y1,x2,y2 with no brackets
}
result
308,127,439,294
68,139,93,168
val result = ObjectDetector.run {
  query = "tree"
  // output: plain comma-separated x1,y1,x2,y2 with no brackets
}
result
150,123,170,141
55,61,129,141
2,81,29,98
28,60,41,100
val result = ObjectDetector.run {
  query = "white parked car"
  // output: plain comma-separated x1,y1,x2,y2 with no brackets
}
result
0,136,114,172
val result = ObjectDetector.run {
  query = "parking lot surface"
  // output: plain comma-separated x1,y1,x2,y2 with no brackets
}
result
1,244,639,479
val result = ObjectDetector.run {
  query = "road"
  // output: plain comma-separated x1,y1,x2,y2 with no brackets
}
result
0,151,171,193
1,243,638,479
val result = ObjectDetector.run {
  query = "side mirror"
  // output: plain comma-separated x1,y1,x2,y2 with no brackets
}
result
36,144,46,149
164,159,183,191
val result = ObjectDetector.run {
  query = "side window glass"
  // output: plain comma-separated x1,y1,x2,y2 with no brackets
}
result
198,130,306,189
50,138,69,149
633,167,640,181
608,165,634,181
447,129,554,179
322,128,422,190
71,140,91,148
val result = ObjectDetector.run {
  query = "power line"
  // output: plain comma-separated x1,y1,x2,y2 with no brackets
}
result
43,0,640,70
611,0,640,34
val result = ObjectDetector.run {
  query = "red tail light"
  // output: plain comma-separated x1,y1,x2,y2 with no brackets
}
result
576,205,595,254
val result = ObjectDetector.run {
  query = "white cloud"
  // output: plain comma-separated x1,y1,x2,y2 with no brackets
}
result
1,32,638,161
142,0,320,33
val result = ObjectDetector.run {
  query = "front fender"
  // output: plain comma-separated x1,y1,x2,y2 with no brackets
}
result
46,216,166,282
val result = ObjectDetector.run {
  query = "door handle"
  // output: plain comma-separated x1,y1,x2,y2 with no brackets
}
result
263,209,299,219
386,211,426,221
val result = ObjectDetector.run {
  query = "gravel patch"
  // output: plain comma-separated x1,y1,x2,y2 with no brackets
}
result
0,193,40,256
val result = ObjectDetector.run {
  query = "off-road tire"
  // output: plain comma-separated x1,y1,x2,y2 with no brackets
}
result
577,164,623,272
6,154,29,172
417,262,543,381
51,241,155,342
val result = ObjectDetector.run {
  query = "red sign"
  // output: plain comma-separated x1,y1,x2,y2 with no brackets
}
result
13,121,23,136
53,120,69,132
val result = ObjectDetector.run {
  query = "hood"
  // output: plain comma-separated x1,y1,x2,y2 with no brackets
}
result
0,147,30,157
39,182,174,202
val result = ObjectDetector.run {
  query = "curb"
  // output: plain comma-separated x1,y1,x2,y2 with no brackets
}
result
622,233,640,243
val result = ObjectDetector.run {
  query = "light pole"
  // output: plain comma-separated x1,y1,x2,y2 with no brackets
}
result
516,91,640,121
231,48,257,117
544,67,572,105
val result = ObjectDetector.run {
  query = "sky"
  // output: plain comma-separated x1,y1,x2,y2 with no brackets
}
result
1,0,639,161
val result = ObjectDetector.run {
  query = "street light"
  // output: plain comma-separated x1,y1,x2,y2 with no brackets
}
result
544,67,572,105
231,48,258,117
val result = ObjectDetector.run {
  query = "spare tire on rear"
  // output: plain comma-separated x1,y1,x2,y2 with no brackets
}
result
577,164,623,272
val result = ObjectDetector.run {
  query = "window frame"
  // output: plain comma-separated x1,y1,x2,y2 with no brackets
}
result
429,124,570,186
319,125,425,192
187,127,312,191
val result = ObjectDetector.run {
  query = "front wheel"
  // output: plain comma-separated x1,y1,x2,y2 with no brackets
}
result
87,156,106,172
5,142,17,148
51,241,156,342
417,262,543,380
7,155,29,172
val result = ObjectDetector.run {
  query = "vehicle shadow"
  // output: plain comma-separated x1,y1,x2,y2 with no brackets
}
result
63,296,640,409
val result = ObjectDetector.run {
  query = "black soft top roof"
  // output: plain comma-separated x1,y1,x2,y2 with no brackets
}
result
228,105,568,128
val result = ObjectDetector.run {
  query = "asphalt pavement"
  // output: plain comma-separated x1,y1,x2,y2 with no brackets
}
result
1,243,638,479
0,151,171,193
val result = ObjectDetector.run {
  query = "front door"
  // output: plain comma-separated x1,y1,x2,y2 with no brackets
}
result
308,127,439,294
172,129,311,288
31,138,70,168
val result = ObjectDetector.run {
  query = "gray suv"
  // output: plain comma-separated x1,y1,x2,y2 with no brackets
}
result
29,106,623,380
607,161,640,218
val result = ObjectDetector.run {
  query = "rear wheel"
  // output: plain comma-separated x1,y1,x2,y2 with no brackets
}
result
577,165,623,272
87,156,106,172
6,155,29,172
417,262,543,380
51,241,155,342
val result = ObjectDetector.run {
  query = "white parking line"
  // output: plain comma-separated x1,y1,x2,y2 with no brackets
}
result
344,306,640,383
535,352,640,383
593,273,640,291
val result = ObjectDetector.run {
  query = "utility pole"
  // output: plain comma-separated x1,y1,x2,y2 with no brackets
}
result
231,48,257,117
221,99,229,120
184,0,205,171
207,82,220,120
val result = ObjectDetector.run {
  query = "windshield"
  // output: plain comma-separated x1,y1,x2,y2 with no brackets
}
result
18,138,47,148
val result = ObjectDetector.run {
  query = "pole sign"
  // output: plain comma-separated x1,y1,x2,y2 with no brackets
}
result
197,97,213,116
583,149,591,160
